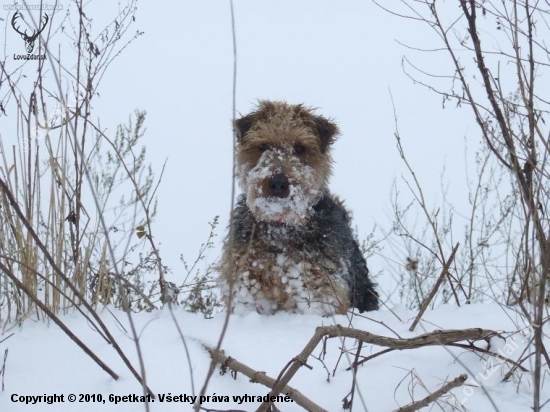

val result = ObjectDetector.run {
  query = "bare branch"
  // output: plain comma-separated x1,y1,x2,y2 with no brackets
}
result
257,326,497,411
394,374,467,412
204,345,327,412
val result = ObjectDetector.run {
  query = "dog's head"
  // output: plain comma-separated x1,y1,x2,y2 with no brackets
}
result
234,100,339,225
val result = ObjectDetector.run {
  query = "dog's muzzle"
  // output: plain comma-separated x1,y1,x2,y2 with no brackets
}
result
268,173,290,198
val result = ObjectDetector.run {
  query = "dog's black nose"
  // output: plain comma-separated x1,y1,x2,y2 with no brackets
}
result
269,174,289,197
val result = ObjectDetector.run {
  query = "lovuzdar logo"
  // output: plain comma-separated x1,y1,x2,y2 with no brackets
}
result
11,11,49,60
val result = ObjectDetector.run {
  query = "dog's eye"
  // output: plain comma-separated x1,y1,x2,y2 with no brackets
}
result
258,144,270,152
294,145,306,155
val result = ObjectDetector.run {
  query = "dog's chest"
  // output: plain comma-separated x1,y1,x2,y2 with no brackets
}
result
232,240,348,315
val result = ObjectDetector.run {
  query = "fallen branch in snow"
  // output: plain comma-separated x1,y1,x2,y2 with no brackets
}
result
327,326,497,350
394,373,468,412
203,344,327,412
350,333,526,372
257,326,497,412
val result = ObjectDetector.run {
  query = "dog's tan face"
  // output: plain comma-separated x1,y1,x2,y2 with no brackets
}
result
234,101,339,225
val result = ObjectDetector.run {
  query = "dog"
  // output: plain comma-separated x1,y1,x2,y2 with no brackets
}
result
218,100,379,315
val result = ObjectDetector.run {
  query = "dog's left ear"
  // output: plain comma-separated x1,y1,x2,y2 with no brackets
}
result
313,115,339,152
233,113,256,143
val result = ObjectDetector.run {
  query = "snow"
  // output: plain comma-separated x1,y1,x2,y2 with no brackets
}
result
0,303,540,411
241,147,318,225
222,251,347,316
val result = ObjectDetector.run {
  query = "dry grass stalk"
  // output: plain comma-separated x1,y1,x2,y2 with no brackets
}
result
0,176,154,394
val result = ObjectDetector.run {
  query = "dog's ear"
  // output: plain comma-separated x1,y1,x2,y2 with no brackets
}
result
313,115,339,152
234,113,257,143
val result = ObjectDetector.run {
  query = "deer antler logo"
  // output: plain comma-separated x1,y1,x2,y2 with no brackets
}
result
11,11,49,54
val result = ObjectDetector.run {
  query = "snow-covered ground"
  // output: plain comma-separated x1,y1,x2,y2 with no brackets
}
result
0,302,540,411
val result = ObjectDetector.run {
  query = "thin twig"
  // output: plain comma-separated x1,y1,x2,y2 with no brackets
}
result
409,242,460,331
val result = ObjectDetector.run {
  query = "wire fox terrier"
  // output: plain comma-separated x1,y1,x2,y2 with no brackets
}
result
218,100,379,315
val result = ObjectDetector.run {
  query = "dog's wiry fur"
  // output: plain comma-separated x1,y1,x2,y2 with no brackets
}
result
218,100,379,315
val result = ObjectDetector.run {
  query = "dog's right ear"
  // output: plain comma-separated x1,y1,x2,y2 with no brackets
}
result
234,113,256,143
312,115,339,152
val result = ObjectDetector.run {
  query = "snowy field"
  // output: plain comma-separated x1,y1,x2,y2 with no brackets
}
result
0,303,541,411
